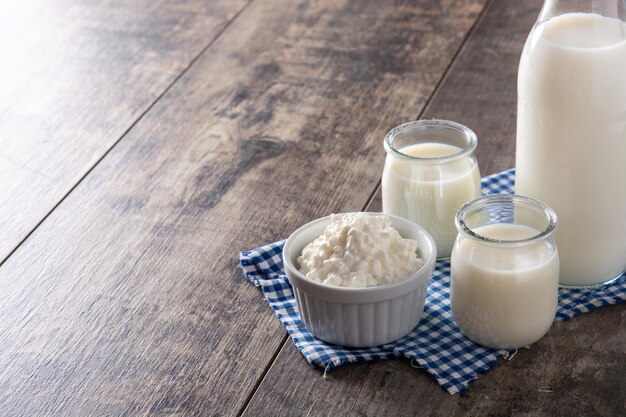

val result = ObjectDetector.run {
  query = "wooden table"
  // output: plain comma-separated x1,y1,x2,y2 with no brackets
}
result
1,0,624,415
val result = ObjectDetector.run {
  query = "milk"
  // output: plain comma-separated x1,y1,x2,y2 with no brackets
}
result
516,13,626,286
382,143,480,258
451,223,559,349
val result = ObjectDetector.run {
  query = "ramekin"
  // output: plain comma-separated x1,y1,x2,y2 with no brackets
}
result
283,213,436,348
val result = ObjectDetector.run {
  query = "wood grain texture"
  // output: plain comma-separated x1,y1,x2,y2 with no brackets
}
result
242,0,626,416
417,0,528,176
0,0,487,415
0,0,248,262
349,306,625,417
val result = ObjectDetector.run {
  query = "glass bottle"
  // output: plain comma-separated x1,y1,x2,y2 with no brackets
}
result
382,120,481,259
515,0,626,286
451,195,559,349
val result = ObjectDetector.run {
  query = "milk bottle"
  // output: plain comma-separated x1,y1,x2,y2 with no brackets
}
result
382,120,481,258
516,4,626,286
451,195,559,349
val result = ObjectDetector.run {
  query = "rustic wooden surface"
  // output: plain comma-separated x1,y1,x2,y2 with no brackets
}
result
0,0,249,261
0,0,623,416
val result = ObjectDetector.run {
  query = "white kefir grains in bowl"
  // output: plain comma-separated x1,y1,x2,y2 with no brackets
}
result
297,213,424,288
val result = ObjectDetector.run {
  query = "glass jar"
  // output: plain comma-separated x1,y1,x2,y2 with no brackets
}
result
451,195,559,349
382,120,481,259
515,0,626,286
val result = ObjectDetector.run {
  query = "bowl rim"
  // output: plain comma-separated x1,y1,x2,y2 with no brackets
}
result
282,212,437,303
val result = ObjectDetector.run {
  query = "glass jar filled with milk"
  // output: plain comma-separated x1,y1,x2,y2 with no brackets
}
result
451,195,559,349
516,0,626,287
382,120,481,259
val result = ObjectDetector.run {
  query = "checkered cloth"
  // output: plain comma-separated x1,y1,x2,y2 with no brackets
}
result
239,169,626,395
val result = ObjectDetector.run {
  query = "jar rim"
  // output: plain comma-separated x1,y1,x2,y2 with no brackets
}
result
383,119,478,164
455,194,558,246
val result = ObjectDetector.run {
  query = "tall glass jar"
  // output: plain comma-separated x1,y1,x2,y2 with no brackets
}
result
382,120,481,259
451,195,559,349
515,0,626,286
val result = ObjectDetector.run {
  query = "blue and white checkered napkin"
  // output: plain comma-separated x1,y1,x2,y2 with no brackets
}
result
239,169,626,395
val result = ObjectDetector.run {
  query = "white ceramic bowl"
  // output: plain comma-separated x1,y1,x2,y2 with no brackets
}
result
283,212,436,347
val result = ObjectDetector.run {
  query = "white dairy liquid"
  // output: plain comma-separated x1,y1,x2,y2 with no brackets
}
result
382,143,481,258
451,223,559,349
516,13,626,286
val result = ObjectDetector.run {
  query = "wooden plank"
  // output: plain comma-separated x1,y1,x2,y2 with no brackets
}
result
0,0,248,262
242,0,626,416
0,0,488,415
349,306,625,417
416,0,528,177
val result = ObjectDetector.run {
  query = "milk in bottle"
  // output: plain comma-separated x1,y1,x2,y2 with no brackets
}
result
516,9,626,286
382,120,481,259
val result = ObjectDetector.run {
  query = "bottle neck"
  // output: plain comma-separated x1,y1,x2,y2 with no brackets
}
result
538,0,626,22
